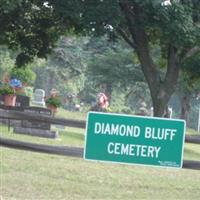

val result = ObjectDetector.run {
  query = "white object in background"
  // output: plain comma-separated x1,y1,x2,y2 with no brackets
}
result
168,107,173,118
32,89,46,107
161,0,171,6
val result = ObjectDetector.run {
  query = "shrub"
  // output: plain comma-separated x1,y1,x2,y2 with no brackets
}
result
10,67,36,85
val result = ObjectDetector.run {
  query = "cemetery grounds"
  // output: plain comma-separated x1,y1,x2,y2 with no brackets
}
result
0,109,200,200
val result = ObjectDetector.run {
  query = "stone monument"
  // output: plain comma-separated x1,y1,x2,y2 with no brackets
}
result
32,89,46,107
13,107,58,138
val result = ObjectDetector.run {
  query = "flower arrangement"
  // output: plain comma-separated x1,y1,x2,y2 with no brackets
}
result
0,83,16,106
0,83,15,95
45,89,62,116
0,77,23,106
45,96,62,108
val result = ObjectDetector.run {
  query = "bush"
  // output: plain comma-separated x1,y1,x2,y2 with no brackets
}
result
10,67,36,85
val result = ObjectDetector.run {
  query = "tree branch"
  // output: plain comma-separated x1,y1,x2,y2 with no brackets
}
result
183,46,200,60
116,27,137,48
119,0,160,95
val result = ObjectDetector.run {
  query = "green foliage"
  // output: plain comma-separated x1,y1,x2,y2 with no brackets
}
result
50,0,200,117
33,36,88,98
45,97,62,108
9,67,36,85
0,46,15,76
182,52,200,82
52,0,200,48
0,0,65,66
87,47,142,89
0,83,15,95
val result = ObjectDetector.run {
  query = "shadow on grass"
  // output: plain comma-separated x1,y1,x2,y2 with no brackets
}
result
59,130,85,141
184,148,200,159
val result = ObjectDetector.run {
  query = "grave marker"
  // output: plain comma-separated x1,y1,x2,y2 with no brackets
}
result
14,107,58,138
32,89,46,107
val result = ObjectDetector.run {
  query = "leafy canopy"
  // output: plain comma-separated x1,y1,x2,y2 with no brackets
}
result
0,0,66,66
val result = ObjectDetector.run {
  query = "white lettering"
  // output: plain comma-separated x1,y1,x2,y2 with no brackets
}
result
134,126,141,137
121,143,130,155
107,142,114,154
170,129,176,140
145,127,177,141
107,142,161,158
140,145,147,157
154,146,161,158
129,144,135,156
104,123,110,134
119,125,126,136
114,143,121,155
110,124,119,135
94,122,101,134
145,127,152,138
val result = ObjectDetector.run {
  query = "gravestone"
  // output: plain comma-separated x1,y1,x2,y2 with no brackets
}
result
16,95,30,108
22,107,51,129
32,89,46,107
13,107,59,139
0,94,30,107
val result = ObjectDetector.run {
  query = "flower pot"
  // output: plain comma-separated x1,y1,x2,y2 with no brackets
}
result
4,94,16,106
47,104,57,116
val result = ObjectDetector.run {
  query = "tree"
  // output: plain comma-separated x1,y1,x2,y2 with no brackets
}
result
51,0,200,116
86,37,144,98
0,0,66,66
179,51,200,122
0,46,14,76
1,0,200,116
33,36,89,97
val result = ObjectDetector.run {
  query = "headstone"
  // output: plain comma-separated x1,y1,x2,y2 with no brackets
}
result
0,94,30,108
13,107,58,139
32,89,46,107
15,95,30,108
22,107,51,130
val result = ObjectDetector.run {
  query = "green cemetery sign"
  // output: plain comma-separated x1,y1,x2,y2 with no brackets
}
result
84,112,186,168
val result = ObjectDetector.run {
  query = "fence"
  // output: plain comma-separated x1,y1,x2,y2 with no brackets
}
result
1,109,200,170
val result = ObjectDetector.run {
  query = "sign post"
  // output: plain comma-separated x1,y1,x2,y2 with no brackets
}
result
84,112,186,168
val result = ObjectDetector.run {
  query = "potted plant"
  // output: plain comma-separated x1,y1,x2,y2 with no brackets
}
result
45,96,62,116
0,83,16,106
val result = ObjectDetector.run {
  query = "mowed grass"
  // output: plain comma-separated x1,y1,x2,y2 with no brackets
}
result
1,147,200,200
1,109,200,199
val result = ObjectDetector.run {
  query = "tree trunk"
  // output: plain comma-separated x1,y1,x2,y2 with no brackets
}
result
150,84,172,117
135,43,179,117
180,94,191,122
46,70,55,96
119,2,180,117
105,83,112,101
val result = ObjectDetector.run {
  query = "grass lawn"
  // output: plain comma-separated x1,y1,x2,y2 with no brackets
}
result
1,109,200,199
1,147,200,200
